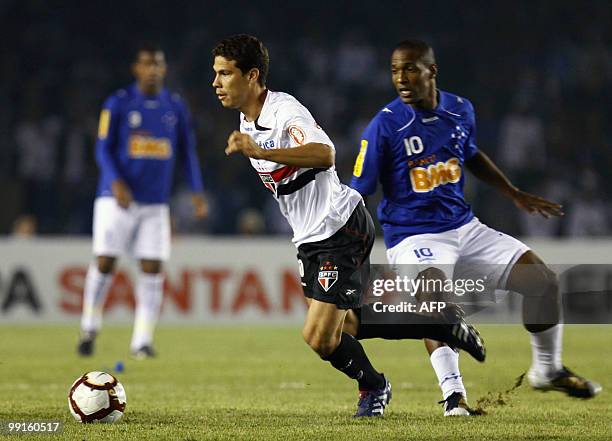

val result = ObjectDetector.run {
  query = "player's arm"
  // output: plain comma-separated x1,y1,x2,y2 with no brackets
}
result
465,150,563,218
225,131,334,168
463,100,562,218
464,150,516,197
176,99,208,219
226,110,337,168
350,117,385,196
95,97,132,208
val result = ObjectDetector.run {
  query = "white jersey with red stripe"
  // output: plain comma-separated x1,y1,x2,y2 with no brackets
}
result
239,90,362,247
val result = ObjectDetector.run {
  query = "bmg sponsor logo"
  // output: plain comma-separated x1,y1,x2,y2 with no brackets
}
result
410,157,462,193
128,135,172,159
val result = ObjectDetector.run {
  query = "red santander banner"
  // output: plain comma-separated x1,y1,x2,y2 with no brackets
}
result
1,237,609,323
0,238,309,323
58,266,307,316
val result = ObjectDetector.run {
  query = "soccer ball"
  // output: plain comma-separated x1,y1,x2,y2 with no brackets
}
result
68,371,127,423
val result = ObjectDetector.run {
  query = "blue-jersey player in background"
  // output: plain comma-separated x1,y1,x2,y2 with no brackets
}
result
350,39,600,415
78,44,208,358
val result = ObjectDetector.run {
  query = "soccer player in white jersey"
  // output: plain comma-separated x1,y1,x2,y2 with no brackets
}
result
78,44,208,359
211,34,487,417
350,39,601,415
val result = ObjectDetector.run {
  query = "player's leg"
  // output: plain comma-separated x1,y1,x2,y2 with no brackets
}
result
506,251,601,398
130,258,164,358
385,234,472,415
302,299,390,417
81,255,118,331
342,262,486,362
130,203,170,358
299,202,390,417
303,299,385,389
78,197,133,356
416,267,472,416
78,255,117,356
459,218,601,398
343,306,485,362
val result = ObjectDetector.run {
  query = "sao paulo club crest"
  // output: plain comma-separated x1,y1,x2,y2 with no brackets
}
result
258,174,277,195
318,260,338,292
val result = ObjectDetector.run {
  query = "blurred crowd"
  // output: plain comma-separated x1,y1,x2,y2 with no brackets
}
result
2,1,611,237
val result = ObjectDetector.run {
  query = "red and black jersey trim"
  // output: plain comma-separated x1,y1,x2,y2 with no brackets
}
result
268,165,301,182
277,168,327,196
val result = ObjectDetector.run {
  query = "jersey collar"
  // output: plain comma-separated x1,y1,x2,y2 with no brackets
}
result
434,89,451,113
240,90,273,129
131,82,166,100
254,90,274,129
242,113,272,131
406,89,448,115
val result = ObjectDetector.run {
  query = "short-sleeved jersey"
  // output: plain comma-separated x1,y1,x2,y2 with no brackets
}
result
350,90,478,249
95,83,203,203
240,91,362,247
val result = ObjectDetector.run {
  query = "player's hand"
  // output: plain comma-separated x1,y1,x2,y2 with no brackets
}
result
111,180,133,209
191,193,209,219
225,131,266,159
510,189,564,218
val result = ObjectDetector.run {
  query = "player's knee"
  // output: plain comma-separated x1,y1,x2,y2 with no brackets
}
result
97,256,116,274
420,267,446,281
310,338,339,358
543,267,559,296
531,265,559,298
523,322,557,333
302,327,338,357
416,267,447,303
424,339,447,354
342,310,359,337
140,259,162,274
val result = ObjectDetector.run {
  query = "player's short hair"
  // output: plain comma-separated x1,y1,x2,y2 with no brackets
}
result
133,43,164,61
394,39,436,65
212,34,269,86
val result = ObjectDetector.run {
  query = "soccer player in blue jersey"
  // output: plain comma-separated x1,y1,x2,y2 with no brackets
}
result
350,39,601,415
78,44,207,358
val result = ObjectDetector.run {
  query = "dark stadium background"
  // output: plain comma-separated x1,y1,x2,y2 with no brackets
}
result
1,4,611,438
2,0,610,237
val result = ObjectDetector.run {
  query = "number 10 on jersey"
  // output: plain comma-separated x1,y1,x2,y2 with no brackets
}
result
404,136,424,156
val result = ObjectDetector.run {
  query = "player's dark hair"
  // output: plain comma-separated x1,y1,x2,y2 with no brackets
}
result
394,39,436,65
212,34,269,86
133,43,164,61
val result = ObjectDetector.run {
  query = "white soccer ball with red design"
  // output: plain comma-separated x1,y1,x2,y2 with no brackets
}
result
68,371,127,423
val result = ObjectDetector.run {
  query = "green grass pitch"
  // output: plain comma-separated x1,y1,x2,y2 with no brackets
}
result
1,325,610,440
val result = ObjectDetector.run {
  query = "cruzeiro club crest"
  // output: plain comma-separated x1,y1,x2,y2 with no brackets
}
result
318,260,338,292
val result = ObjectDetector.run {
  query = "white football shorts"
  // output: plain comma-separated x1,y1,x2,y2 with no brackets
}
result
386,217,530,290
92,197,171,261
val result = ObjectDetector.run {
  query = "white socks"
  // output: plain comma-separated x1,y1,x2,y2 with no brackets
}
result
430,346,466,400
80,264,113,333
130,272,164,351
530,324,563,377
